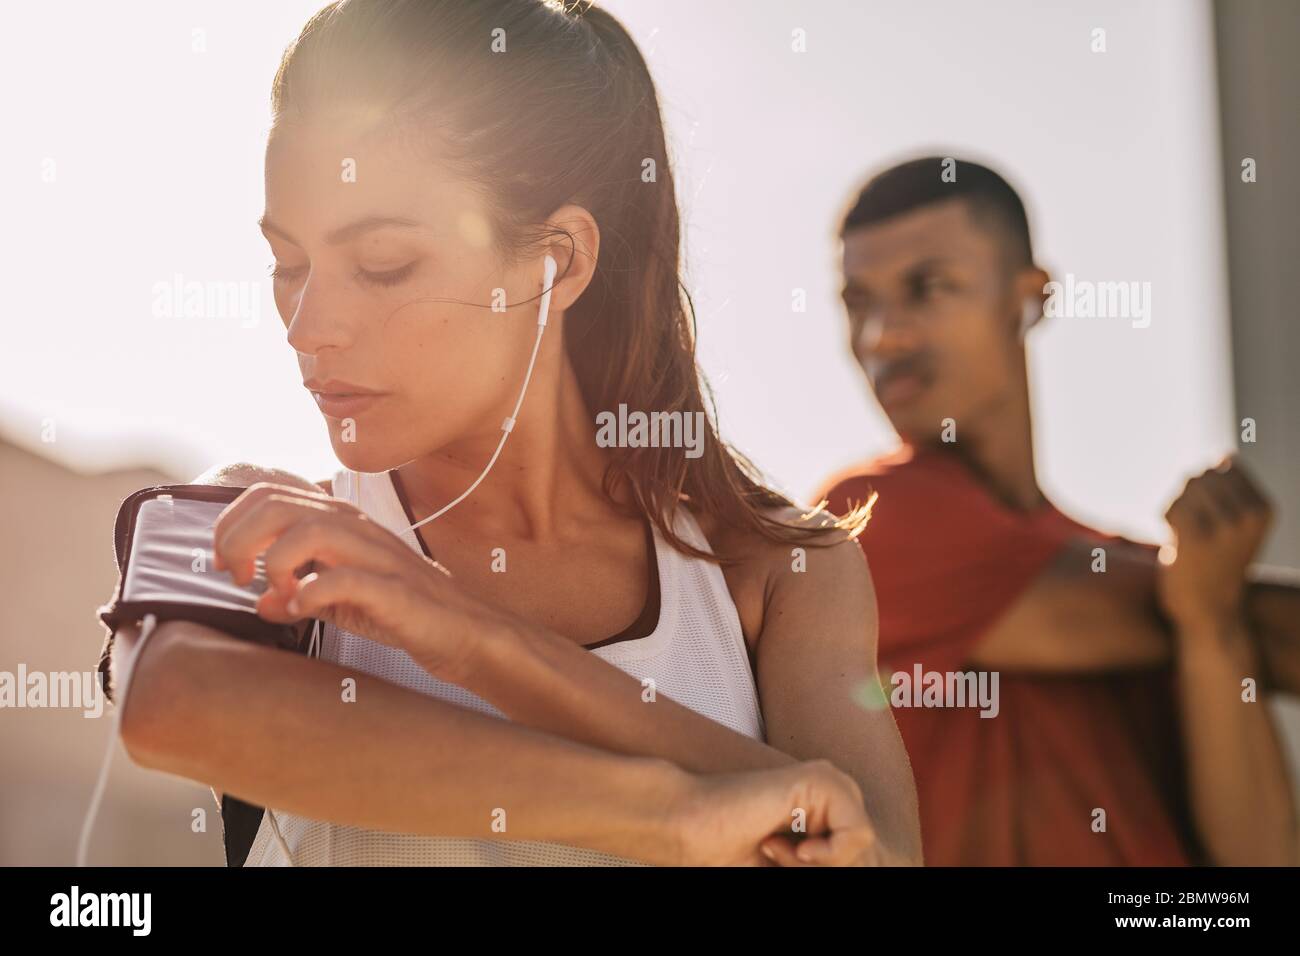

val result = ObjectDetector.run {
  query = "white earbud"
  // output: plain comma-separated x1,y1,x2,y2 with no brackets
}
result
406,253,558,532
262,253,562,865
81,257,564,868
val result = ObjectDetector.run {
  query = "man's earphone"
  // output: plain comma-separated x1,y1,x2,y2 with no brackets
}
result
1018,297,1040,340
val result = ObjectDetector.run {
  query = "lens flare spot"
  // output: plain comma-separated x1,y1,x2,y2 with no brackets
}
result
852,672,891,711
457,210,493,250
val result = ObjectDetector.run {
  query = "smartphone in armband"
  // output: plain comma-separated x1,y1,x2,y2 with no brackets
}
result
93,484,318,868
98,484,316,655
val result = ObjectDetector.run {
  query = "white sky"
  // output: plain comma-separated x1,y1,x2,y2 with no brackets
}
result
0,0,1233,545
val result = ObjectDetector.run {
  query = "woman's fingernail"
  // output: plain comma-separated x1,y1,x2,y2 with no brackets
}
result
286,597,300,615
761,844,776,860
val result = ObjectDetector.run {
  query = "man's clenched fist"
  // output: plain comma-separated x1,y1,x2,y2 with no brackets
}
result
1156,457,1273,628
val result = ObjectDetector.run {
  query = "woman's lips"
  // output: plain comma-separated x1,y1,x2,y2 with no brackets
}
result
310,390,387,418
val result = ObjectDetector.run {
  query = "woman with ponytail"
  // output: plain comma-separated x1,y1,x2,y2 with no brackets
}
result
105,0,921,867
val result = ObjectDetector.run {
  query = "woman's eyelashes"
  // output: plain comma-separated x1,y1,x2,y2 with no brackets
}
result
269,262,307,282
267,260,421,288
353,260,420,288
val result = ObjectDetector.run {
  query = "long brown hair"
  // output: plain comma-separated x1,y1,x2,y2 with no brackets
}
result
270,0,869,561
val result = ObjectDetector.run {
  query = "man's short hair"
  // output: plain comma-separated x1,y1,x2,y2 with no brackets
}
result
840,157,1034,268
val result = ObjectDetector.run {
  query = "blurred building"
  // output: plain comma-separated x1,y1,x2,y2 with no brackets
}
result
0,438,223,865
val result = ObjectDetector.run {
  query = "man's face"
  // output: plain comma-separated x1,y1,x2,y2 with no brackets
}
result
839,199,1025,445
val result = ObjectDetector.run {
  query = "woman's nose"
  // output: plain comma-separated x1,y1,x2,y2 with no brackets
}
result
284,276,356,355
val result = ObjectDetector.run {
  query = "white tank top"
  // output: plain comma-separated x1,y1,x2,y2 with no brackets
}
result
245,467,765,865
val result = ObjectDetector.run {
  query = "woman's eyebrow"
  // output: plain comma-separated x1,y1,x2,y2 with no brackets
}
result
257,214,424,246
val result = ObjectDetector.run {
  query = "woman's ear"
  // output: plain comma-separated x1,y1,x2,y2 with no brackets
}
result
540,203,600,312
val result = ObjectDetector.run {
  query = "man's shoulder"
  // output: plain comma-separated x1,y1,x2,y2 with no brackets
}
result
816,445,971,512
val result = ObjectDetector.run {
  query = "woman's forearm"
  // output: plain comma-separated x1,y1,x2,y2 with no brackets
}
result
462,620,796,774
118,621,691,863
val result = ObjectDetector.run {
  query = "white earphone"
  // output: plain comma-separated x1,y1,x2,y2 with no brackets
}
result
1018,297,1040,339
79,254,562,868
244,254,560,865
406,252,558,531
269,254,561,864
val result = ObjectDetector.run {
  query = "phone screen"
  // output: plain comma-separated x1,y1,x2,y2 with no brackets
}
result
121,495,268,612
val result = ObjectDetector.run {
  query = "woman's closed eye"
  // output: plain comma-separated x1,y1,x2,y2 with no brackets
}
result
354,261,420,288
269,261,308,282
267,260,422,288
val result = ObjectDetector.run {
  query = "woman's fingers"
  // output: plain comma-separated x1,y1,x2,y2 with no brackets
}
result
213,482,341,571
706,760,868,867
762,825,878,867
215,492,333,583
260,513,404,600
796,824,878,865
285,567,402,630
759,835,810,867
254,580,300,624
214,488,378,586
758,825,877,867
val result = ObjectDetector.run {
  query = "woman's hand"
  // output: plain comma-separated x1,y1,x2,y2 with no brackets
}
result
675,759,897,866
211,481,509,684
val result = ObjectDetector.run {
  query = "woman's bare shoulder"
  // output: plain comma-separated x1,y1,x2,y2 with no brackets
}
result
694,502,855,571
690,502,864,650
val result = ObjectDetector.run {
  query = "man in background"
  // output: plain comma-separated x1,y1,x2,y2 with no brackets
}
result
817,157,1299,866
